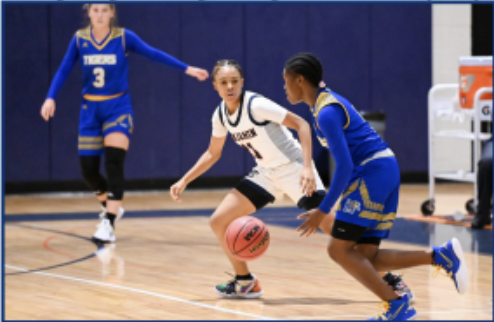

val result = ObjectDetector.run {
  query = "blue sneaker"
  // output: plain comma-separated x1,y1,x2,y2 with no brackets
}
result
432,237,469,294
368,294,417,320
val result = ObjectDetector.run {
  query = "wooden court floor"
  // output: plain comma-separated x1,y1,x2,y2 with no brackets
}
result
4,183,493,320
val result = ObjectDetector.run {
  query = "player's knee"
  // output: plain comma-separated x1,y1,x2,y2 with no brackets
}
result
209,214,221,231
80,155,100,177
327,239,352,263
354,244,379,261
80,156,106,194
105,147,127,200
327,242,342,262
209,212,232,234
297,191,326,211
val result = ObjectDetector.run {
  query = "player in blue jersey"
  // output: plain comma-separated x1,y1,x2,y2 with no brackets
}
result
40,4,209,244
283,53,469,320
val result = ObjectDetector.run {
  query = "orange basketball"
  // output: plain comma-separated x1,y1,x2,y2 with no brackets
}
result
225,216,270,261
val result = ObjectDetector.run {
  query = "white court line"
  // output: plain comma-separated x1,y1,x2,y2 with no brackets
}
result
5,265,276,320
289,309,493,320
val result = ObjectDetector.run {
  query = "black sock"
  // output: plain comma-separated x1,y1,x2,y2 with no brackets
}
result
431,250,436,265
101,201,107,208
236,273,254,280
105,212,117,228
383,272,393,283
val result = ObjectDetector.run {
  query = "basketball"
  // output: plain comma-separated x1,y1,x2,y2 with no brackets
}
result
225,216,270,261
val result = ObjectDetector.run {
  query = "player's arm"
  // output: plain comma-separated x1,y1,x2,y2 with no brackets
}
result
282,111,316,196
170,110,228,202
124,29,208,81
316,105,353,214
170,136,227,202
297,105,353,236
41,36,79,121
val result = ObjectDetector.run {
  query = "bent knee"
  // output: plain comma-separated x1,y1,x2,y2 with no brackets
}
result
327,240,345,262
209,212,233,233
354,244,379,260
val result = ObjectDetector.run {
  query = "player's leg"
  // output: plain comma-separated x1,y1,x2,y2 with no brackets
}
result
327,157,418,320
93,96,133,243
280,161,415,299
355,242,415,301
472,149,493,229
103,132,128,221
78,100,108,213
212,168,277,299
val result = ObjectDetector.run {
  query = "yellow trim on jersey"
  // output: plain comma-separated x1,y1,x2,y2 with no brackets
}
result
358,210,396,222
83,92,125,101
375,222,394,231
78,136,103,142
76,27,124,51
336,179,360,211
128,114,134,134
313,91,351,130
359,180,385,212
316,136,328,148
122,28,126,52
103,114,133,132
341,180,360,200
78,144,104,150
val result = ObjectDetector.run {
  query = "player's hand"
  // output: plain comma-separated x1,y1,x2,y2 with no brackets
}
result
170,179,187,202
41,99,56,121
296,208,326,237
300,166,317,197
185,66,209,81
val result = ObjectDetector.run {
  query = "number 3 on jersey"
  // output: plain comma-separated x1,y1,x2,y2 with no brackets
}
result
93,67,105,88
242,142,263,160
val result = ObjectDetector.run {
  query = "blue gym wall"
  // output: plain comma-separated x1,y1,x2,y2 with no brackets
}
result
4,3,431,185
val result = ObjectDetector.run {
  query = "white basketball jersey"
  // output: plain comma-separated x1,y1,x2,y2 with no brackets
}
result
214,91,303,168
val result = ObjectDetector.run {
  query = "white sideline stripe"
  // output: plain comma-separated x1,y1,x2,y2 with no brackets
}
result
289,309,493,320
5,265,276,320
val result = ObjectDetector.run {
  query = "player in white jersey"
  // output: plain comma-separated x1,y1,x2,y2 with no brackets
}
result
170,60,327,299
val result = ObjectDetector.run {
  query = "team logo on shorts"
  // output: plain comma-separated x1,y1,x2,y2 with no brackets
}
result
343,199,361,214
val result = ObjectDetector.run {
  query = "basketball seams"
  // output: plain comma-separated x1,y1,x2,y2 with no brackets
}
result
234,231,270,258
225,216,270,261
233,224,266,256
232,218,254,253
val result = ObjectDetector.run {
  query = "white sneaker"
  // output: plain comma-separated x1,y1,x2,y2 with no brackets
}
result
99,206,125,221
92,218,116,243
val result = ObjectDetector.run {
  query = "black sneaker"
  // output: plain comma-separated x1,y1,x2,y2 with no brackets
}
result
383,272,415,302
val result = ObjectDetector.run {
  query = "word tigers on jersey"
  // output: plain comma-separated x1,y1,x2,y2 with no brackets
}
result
231,128,258,142
83,54,117,65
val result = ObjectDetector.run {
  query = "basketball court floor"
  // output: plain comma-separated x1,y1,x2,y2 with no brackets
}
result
4,183,493,320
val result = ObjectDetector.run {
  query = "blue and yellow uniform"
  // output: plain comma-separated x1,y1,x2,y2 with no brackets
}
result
47,27,188,156
312,88,398,239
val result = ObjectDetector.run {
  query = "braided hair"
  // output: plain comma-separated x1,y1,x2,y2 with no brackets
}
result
284,53,325,88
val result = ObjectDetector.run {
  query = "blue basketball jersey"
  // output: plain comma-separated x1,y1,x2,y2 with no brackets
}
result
311,88,389,167
75,27,128,98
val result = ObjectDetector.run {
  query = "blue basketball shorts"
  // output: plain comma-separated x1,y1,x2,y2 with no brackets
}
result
78,93,134,156
335,156,400,240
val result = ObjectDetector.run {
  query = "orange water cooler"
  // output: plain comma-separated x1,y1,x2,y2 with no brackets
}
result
459,56,492,109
